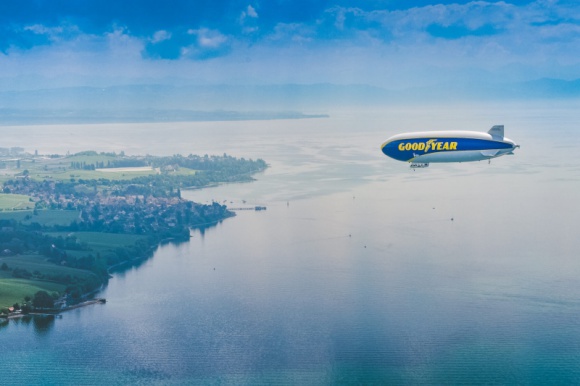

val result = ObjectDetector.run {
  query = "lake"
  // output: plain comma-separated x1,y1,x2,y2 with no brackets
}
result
1,102,580,384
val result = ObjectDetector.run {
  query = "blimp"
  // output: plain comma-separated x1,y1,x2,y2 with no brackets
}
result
381,125,519,168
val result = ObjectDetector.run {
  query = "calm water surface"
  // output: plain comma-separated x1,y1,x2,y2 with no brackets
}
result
1,103,580,384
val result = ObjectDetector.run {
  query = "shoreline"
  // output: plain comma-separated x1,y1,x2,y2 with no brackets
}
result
2,298,106,320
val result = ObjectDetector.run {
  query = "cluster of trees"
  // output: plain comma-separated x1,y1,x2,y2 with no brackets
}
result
0,291,58,315
70,159,148,170
0,221,57,255
73,151,121,157
69,150,148,170
70,161,97,170
148,153,267,173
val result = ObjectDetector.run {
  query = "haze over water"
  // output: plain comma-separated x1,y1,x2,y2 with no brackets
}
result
1,103,580,384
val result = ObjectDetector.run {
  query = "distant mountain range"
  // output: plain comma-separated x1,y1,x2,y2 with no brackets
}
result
0,78,578,124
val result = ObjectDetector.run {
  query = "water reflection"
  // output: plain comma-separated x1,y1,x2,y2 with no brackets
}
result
32,315,55,334
1,314,56,334
108,222,223,277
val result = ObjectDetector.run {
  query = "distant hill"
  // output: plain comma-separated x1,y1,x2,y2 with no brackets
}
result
0,79,578,124
0,83,392,111
0,108,328,125
400,78,580,101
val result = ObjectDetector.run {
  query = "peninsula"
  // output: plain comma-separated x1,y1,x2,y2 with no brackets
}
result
0,149,267,315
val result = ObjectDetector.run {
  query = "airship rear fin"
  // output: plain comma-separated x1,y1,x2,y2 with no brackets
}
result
488,125,504,139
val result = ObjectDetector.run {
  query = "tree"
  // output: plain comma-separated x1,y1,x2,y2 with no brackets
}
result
32,291,54,309
21,303,31,314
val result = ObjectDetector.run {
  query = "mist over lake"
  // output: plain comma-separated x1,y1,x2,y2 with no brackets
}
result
1,102,580,384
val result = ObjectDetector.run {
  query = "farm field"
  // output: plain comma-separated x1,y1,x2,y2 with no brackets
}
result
0,231,148,307
0,209,79,226
0,254,97,282
30,168,159,181
0,278,66,308
0,193,34,211
47,231,148,251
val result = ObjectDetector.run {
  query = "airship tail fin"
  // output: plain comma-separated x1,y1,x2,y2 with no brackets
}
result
488,125,504,139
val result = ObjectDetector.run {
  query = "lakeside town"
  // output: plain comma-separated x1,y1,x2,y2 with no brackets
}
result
0,149,267,316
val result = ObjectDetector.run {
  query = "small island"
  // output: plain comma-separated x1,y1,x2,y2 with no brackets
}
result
0,148,267,317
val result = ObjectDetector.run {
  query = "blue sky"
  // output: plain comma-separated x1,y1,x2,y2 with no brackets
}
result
0,0,578,89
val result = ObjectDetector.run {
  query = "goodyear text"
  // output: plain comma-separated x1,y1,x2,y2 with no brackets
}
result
398,139,458,153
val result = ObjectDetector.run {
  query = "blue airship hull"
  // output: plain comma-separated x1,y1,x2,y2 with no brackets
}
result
381,126,518,165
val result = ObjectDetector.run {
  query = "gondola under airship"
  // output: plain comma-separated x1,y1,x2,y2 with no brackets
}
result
381,125,519,168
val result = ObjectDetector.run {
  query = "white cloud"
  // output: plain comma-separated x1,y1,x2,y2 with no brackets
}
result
24,24,64,35
188,28,228,48
239,4,259,35
246,5,258,19
151,30,172,43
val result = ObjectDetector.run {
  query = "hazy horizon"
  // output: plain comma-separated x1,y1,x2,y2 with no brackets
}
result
0,1,579,121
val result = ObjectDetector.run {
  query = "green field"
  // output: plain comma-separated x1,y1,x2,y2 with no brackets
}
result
48,231,147,251
0,255,97,281
0,193,34,211
0,231,147,308
30,168,158,182
0,209,78,226
0,253,100,308
60,154,119,165
0,278,66,308
0,153,160,182
1,156,196,183
171,167,197,176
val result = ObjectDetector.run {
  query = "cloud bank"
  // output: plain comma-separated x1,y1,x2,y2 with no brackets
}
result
0,0,578,90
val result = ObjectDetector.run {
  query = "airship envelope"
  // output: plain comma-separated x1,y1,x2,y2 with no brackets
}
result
381,125,519,168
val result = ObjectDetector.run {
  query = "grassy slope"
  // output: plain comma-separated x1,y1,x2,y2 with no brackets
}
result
45,231,148,253
30,168,158,182
0,255,97,281
0,279,65,308
0,193,34,210
1,155,198,183
0,210,79,226
0,232,148,307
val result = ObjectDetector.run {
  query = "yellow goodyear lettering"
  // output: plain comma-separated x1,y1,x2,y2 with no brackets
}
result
426,139,436,151
397,139,459,153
